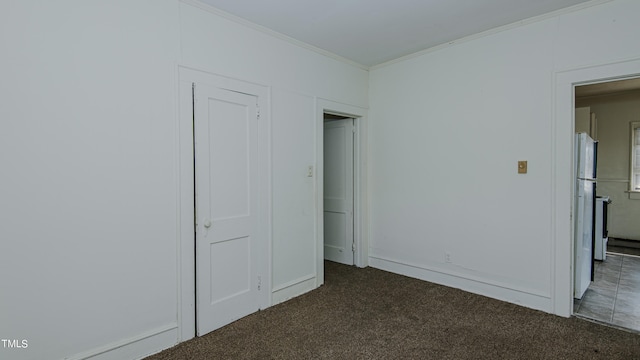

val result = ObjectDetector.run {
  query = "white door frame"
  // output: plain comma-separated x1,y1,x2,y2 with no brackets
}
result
177,66,271,341
315,98,369,286
552,58,640,317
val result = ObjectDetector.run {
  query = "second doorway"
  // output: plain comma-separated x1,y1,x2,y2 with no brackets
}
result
323,114,355,265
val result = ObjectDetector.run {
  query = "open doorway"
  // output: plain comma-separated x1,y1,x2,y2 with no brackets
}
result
314,99,369,287
552,58,640,319
323,114,356,265
571,77,640,331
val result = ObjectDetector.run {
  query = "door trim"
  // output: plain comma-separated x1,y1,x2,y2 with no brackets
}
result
552,57,640,317
177,66,271,341
315,98,369,286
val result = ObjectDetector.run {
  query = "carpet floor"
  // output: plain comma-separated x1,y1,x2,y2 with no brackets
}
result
146,261,640,359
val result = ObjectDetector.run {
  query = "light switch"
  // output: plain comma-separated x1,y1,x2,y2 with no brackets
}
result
518,161,527,174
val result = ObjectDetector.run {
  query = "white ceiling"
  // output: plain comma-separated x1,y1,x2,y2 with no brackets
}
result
198,0,595,67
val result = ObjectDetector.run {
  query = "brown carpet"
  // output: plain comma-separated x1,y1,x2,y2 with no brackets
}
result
146,261,640,359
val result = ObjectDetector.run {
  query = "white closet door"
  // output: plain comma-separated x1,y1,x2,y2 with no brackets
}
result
323,118,354,265
194,84,261,336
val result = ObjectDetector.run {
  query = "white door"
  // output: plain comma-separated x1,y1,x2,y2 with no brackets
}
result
323,118,354,265
194,84,262,336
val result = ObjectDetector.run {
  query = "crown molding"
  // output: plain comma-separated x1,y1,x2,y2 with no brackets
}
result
180,0,370,71
371,0,614,71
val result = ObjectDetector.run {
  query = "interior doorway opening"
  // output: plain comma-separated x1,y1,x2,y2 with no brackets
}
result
323,114,356,266
315,99,369,288
571,77,640,331
553,58,640,319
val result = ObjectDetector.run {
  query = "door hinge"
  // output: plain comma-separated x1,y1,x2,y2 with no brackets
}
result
257,275,262,291
257,106,260,120
352,242,356,252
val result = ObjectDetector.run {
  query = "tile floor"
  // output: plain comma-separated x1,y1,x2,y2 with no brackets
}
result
574,253,640,331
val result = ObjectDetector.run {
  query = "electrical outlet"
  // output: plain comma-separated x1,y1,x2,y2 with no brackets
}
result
445,252,452,263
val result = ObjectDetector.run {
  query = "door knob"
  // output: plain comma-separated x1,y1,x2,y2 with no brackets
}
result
204,220,212,228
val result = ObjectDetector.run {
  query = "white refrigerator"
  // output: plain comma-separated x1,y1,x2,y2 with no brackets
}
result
574,133,597,299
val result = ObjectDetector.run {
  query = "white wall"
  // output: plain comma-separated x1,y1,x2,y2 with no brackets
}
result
577,91,640,240
368,0,640,314
0,1,368,360
0,1,181,359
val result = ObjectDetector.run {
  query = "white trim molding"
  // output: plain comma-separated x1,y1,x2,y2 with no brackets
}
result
179,0,368,71
66,324,178,360
372,0,613,70
272,275,317,305
370,256,551,312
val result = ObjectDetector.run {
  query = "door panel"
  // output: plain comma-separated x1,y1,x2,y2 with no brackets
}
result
208,96,250,220
324,212,346,248
195,84,260,336
323,118,354,265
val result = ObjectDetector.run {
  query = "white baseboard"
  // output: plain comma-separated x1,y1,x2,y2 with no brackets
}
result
271,275,317,305
369,256,552,313
66,324,178,360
